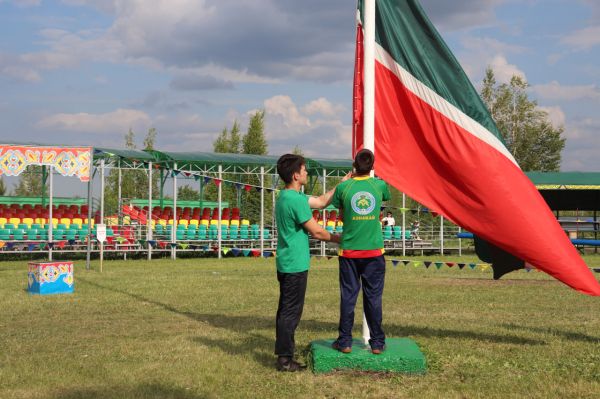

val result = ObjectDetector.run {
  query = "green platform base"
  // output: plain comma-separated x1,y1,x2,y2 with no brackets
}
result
310,338,426,374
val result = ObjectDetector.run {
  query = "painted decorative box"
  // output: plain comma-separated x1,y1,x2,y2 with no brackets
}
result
28,261,74,295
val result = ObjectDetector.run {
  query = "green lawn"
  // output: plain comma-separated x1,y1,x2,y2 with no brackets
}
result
1,255,600,398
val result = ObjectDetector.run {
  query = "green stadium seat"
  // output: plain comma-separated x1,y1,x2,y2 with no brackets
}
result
0,229,11,240
197,229,207,240
186,229,197,240
176,230,185,240
31,223,42,230
78,229,89,241
57,223,68,230
263,228,270,239
221,229,229,240
38,230,48,240
229,228,239,240
65,230,77,240
12,229,25,240
52,229,65,240
18,223,28,230
26,228,38,239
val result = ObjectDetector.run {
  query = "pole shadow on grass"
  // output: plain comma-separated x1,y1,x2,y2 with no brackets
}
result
79,278,546,367
500,323,600,343
47,382,206,399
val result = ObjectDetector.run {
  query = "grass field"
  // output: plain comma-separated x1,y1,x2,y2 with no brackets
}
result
1,255,600,399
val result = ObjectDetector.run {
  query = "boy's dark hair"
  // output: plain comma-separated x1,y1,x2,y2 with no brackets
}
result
353,148,374,175
277,154,306,184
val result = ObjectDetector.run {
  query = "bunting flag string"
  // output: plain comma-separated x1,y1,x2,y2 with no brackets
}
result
391,260,399,267
167,169,282,193
424,261,432,268
179,243,189,250
458,263,466,270
27,243,36,251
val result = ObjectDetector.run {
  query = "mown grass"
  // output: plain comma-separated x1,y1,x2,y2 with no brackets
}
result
1,255,600,399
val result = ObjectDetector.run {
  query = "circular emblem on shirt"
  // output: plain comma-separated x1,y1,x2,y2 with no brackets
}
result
351,191,376,215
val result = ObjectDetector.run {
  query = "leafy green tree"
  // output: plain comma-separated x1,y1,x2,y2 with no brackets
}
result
243,110,268,155
480,68,566,171
105,128,160,214
177,185,200,201
14,166,47,197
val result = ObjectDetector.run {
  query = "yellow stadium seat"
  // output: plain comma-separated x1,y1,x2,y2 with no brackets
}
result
178,219,189,227
189,219,199,227
0,217,8,226
168,219,175,225
123,216,131,225
51,218,59,227
72,218,83,228
35,217,46,226
200,219,209,226
210,219,218,225
84,218,95,227
22,217,34,227
9,217,20,227
326,220,335,227
60,217,71,227
241,219,250,226
230,219,240,227
220,220,229,227
158,219,167,227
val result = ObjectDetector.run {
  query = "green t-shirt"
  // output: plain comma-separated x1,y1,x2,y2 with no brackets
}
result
332,177,391,250
275,189,313,273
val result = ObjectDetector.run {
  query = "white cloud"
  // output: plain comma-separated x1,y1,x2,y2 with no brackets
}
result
457,36,527,84
37,108,152,134
560,25,600,51
537,106,566,128
531,81,600,101
302,97,345,117
261,95,351,157
561,117,600,171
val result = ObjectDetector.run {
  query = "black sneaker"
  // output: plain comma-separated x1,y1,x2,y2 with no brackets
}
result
276,357,306,372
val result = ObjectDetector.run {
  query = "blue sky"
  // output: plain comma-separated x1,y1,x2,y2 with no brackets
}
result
1,0,599,177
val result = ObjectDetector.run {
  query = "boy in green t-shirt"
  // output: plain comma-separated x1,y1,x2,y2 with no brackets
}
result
274,154,347,372
331,149,391,354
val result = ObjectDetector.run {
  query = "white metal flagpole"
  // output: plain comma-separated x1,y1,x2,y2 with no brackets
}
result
362,0,376,346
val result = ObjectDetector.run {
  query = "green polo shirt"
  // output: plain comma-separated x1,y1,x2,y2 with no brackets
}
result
332,176,391,250
275,189,313,273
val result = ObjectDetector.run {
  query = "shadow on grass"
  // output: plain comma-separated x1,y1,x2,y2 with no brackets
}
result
48,382,206,399
79,277,546,367
501,323,600,343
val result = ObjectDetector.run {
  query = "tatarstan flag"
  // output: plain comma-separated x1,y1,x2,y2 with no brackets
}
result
353,0,600,295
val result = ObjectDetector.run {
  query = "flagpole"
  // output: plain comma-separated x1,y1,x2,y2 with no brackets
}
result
362,0,376,346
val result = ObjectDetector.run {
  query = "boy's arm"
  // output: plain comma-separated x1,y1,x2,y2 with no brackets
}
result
303,218,340,243
307,172,352,209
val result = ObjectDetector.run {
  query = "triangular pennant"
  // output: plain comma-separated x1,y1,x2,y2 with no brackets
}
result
171,170,180,177
116,236,127,244
179,243,189,249
391,260,399,267
254,186,262,192
481,264,490,272
138,239,146,246
28,243,35,251
431,211,439,217
222,247,230,255
446,262,455,268
242,249,251,257
57,241,67,249
458,263,466,269
194,175,200,181
402,260,410,266
148,240,157,248
202,245,209,251
399,207,409,214
213,179,222,186
235,183,243,191
183,172,191,177
204,176,212,184
232,248,241,256
244,184,252,192
327,256,333,260
380,206,386,211
38,243,46,250
469,263,477,270
251,249,261,257
0,241,4,249
424,261,432,268
266,188,274,193
169,243,178,249
263,251,272,257
435,262,443,270
413,261,421,268
68,239,76,245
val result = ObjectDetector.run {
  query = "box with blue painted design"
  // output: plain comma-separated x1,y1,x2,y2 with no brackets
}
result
28,261,74,295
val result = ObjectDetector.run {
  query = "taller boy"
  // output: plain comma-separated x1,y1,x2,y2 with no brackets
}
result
331,149,391,354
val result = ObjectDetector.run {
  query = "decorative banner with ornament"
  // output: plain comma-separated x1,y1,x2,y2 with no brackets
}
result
0,145,92,182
